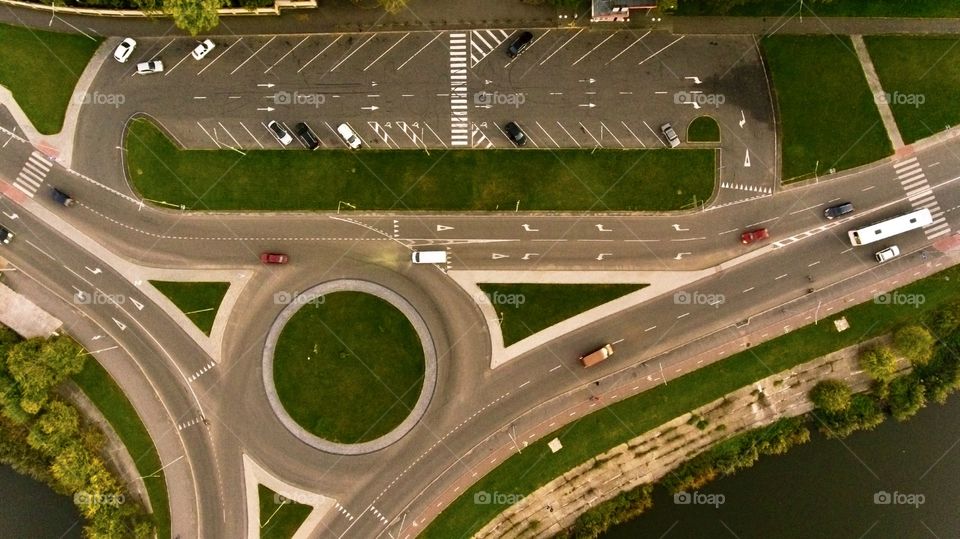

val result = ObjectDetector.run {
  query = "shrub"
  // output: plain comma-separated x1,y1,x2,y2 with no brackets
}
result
893,325,935,366
809,379,852,413
859,346,898,382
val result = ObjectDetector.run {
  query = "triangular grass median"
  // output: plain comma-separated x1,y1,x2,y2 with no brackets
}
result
259,485,311,539
478,283,646,346
149,281,229,336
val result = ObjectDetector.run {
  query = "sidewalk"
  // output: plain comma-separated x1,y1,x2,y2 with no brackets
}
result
671,16,960,35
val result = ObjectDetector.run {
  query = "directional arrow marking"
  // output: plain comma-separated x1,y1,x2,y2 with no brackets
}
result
112,318,127,331
3,212,17,219
596,224,612,232
361,105,380,111
672,224,689,232
85,266,102,275
257,107,275,112
130,298,145,311
522,224,539,232
685,76,702,84
436,225,454,231
674,252,691,260
521,253,539,260
257,83,275,88
492,253,510,260
739,110,746,128
596,253,612,261
744,150,751,168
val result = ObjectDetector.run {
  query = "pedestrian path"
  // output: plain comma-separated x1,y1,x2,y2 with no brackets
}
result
13,151,52,197
893,157,951,240
471,29,510,67
851,35,904,149
449,33,469,147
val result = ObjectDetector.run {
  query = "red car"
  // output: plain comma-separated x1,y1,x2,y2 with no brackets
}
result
260,252,289,264
740,228,769,245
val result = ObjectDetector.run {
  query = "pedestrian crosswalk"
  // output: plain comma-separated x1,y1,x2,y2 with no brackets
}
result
470,29,510,67
449,33,469,147
13,151,52,197
893,157,951,240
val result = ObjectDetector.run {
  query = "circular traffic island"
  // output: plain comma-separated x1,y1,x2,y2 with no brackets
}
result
264,282,436,453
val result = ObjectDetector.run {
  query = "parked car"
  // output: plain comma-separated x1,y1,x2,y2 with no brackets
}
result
294,122,320,150
191,39,215,60
136,60,163,75
504,121,527,146
260,252,289,264
875,245,900,263
660,123,680,148
508,31,533,58
740,228,769,244
0,227,13,245
267,121,293,146
51,188,76,207
336,123,362,149
824,202,855,219
113,38,137,63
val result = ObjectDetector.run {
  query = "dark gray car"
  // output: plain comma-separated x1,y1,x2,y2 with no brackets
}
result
295,122,319,150
824,202,854,219
504,122,527,146
508,31,533,58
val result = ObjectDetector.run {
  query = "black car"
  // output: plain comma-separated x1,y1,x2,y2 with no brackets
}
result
504,122,527,146
824,202,854,219
508,31,533,58
0,226,13,245
51,188,76,207
294,122,320,150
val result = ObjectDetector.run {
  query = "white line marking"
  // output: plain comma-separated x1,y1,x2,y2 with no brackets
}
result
230,36,276,75
299,35,342,73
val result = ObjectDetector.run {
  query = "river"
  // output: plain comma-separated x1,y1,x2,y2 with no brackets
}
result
603,396,960,538
0,465,82,538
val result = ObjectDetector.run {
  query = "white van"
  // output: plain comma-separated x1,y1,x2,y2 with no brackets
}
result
411,250,447,264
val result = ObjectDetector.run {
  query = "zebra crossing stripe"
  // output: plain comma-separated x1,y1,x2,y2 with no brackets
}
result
894,159,952,240
449,33,469,146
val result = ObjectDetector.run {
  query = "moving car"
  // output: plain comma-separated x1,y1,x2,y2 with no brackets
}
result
260,252,289,264
741,228,769,244
504,121,526,146
411,250,447,264
191,39,216,60
660,123,680,148
51,188,76,207
0,227,13,245
508,31,533,57
136,60,163,75
295,122,320,150
824,202,854,219
336,123,362,149
580,344,614,367
113,38,136,63
875,245,900,263
267,121,293,146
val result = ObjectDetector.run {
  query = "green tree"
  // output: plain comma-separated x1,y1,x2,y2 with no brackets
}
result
809,379,851,413
860,346,898,382
6,337,84,414
893,325,935,366
163,0,225,36
930,300,960,337
27,400,81,457
887,375,926,421
51,442,97,494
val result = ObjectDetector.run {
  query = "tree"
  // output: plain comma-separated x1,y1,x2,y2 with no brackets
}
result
6,337,84,414
893,325,935,366
860,346,898,382
163,0,225,36
27,400,81,457
809,379,851,413
930,300,960,337
887,375,926,421
378,0,407,13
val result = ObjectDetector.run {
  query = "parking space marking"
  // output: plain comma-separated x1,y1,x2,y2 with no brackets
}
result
600,122,623,148
265,35,309,73
368,122,398,148
423,121,447,148
164,50,194,77
217,122,242,149
571,32,616,66
364,33,409,71
579,122,602,147
397,121,426,149
638,36,684,66
231,36,276,75
330,33,378,72
197,122,222,148
325,121,350,148
539,28,583,66
470,29,509,67
605,31,649,66
397,32,443,71
555,122,581,148
299,35,342,73
536,121,560,148
238,121,264,149
621,121,645,147
197,38,241,76
472,124,494,149
149,39,175,61
643,121,666,147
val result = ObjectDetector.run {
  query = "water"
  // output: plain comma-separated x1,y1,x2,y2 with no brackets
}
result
603,396,960,538
0,465,83,539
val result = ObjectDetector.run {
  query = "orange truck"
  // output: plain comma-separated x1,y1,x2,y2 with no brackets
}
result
580,344,614,367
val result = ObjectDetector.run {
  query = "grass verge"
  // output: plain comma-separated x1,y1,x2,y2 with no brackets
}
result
686,116,720,143
477,284,646,346
864,36,960,145
677,0,960,16
762,35,892,182
273,292,425,444
125,117,715,212
72,359,170,538
259,485,312,539
422,264,960,538
0,23,100,135
150,281,229,336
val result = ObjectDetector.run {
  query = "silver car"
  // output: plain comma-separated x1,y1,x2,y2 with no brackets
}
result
660,123,680,148
136,60,164,75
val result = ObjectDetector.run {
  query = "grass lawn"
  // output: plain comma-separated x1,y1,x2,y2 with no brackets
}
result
686,116,720,143
273,292,425,444
677,0,960,16
422,264,960,538
149,281,229,336
0,23,100,135
72,359,170,539
259,485,311,539
478,284,646,346
125,118,715,212
864,36,960,145
762,35,892,182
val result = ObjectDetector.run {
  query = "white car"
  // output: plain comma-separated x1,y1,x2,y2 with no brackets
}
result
660,122,680,148
113,38,137,63
192,39,215,60
136,60,164,75
267,121,293,146
875,245,900,263
337,123,362,149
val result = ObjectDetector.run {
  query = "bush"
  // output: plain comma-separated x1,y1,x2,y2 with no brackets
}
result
887,375,926,421
809,379,852,413
559,484,654,539
929,300,960,337
859,346,898,382
815,393,884,439
893,325,935,366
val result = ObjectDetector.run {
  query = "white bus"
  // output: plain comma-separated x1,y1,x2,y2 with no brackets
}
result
848,208,932,246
